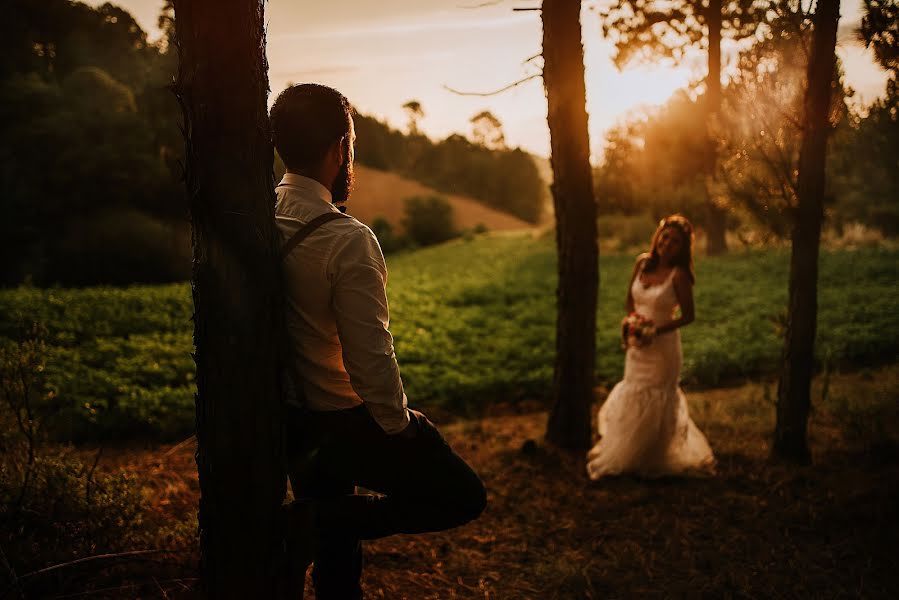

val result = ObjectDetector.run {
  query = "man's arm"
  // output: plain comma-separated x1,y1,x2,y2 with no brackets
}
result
329,225,410,434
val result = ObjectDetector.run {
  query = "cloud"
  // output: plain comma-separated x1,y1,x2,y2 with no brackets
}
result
272,65,361,79
268,11,533,43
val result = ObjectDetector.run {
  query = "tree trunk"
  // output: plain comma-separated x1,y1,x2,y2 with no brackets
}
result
704,0,728,256
173,0,287,595
542,0,598,450
773,0,840,463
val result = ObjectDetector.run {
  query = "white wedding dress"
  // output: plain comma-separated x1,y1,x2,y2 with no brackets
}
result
587,268,716,480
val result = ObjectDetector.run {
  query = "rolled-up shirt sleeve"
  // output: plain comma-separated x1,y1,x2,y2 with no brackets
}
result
328,225,410,434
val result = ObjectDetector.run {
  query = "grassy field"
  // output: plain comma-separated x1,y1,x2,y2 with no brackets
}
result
0,234,896,440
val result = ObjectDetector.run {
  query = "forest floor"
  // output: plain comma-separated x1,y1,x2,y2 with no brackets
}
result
11,366,899,599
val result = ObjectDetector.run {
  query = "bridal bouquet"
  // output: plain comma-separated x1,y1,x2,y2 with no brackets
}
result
621,312,656,349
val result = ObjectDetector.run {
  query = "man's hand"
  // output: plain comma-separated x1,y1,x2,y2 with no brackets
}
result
394,409,439,441
396,411,419,439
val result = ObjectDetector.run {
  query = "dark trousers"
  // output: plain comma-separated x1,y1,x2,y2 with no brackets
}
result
287,405,486,599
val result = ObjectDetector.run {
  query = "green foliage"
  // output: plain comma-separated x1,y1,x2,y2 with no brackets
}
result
402,196,457,247
50,209,190,286
0,325,154,578
371,216,408,254
0,284,194,440
390,240,898,407
469,110,506,150
0,451,150,555
0,239,896,440
599,0,762,70
354,114,544,223
594,92,711,226
597,213,658,252
1,0,185,286
828,77,899,235
859,0,899,73
596,42,895,241
63,66,137,113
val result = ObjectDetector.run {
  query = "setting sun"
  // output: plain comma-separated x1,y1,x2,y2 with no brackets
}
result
93,0,886,159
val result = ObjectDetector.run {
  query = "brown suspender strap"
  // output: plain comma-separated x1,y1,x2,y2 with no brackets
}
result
280,212,348,261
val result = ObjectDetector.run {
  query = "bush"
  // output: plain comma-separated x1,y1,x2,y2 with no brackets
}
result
402,196,457,247
0,329,154,579
371,216,407,254
45,208,191,286
597,213,657,252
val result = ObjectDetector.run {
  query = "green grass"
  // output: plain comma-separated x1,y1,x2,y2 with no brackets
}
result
1,234,896,439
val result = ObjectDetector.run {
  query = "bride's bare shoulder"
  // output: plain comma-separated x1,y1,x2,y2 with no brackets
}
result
629,253,650,282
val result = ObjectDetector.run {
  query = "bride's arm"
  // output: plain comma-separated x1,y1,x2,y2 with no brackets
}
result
656,268,695,334
625,254,649,313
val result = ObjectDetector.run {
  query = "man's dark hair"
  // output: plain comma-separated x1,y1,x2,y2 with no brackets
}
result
271,83,353,171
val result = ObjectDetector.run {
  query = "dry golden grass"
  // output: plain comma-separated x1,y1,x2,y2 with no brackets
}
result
349,165,534,234
25,366,897,599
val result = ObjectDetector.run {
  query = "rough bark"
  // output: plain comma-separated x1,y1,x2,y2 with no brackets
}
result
542,0,598,450
173,0,286,595
704,0,728,256
773,0,840,463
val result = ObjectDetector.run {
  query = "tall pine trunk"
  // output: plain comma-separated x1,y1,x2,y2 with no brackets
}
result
542,0,598,450
773,0,840,463
173,0,287,594
704,0,728,256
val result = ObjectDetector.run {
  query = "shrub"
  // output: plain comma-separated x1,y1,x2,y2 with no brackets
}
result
0,329,154,578
45,208,190,286
371,216,407,254
402,195,457,247
597,213,657,252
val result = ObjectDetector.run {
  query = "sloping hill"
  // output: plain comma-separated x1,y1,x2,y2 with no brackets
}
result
348,165,534,234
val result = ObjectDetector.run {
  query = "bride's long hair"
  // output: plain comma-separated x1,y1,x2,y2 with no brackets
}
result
643,214,695,283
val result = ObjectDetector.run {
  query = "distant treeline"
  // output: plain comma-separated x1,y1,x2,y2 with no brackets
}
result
1,0,544,287
354,114,545,224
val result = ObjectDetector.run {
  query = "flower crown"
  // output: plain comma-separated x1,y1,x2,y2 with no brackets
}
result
659,216,693,239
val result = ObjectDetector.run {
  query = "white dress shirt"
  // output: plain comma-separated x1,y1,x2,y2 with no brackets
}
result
275,173,410,434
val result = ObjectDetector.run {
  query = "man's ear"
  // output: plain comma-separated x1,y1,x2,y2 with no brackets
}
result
329,135,347,166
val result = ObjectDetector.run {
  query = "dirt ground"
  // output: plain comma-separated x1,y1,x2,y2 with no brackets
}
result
19,370,899,599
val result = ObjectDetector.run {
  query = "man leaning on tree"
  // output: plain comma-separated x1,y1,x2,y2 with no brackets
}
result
272,83,486,599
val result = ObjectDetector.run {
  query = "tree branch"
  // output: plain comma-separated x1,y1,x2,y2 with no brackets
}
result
12,550,187,583
458,0,504,8
443,73,541,96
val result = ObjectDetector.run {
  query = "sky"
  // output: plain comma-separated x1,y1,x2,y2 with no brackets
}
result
96,0,889,159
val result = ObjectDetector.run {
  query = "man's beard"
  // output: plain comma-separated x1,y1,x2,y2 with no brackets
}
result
332,158,354,211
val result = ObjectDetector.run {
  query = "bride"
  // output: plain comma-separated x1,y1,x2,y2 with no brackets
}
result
587,215,716,480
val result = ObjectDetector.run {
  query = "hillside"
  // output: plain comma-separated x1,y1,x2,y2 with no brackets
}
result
349,165,535,234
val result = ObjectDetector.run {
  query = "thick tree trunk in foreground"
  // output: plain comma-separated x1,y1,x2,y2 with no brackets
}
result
704,0,728,256
173,0,286,595
542,0,598,450
773,0,840,463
